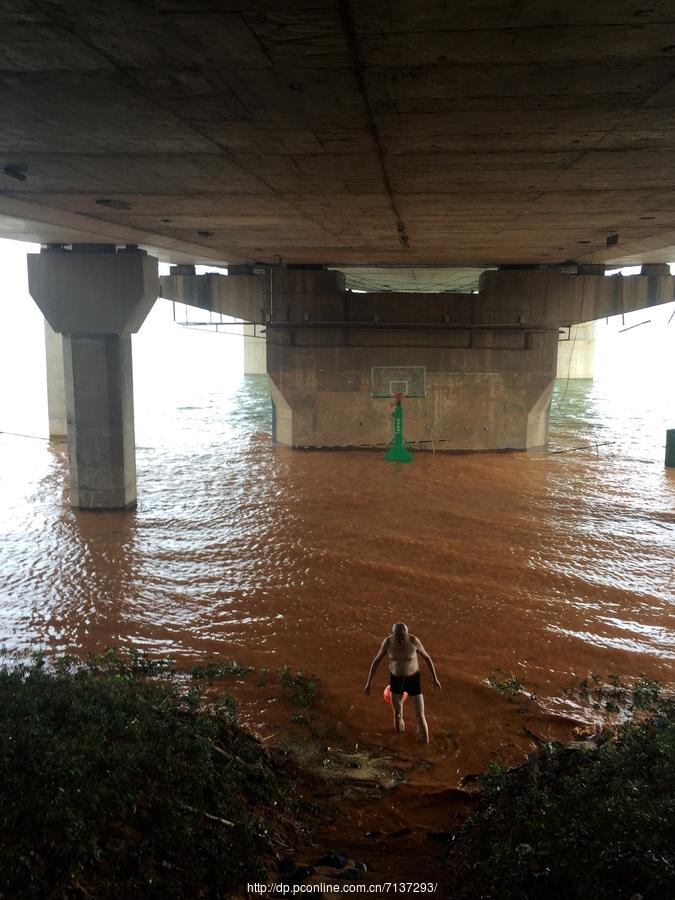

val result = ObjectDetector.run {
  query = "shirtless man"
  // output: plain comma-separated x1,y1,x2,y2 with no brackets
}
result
364,622,441,743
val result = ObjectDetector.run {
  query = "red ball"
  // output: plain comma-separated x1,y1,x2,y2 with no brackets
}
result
383,684,408,703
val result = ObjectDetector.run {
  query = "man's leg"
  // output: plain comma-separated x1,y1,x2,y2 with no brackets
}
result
410,694,429,743
391,693,405,732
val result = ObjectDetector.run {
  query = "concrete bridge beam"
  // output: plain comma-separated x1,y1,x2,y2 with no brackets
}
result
478,268,675,327
27,246,158,509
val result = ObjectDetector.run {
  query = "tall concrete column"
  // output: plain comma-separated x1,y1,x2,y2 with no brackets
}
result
243,322,266,374
28,245,158,510
62,333,136,509
44,319,67,438
556,321,596,379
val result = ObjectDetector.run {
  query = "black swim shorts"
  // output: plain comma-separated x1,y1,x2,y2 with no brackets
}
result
389,670,422,697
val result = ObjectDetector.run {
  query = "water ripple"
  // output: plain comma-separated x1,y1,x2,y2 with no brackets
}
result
0,376,673,699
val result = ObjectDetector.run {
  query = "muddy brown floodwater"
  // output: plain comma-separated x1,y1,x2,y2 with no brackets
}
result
1,375,674,884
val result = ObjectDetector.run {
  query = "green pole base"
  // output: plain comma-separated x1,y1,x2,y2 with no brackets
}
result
666,428,675,468
385,444,413,463
385,397,413,462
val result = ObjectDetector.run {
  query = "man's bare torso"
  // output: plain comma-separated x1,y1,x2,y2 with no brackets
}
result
386,634,419,677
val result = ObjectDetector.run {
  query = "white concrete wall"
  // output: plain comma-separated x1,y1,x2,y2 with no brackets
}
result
44,319,67,437
243,323,266,374
556,321,596,379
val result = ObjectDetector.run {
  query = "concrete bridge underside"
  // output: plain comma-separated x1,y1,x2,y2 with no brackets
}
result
3,2,675,506
4,2,675,269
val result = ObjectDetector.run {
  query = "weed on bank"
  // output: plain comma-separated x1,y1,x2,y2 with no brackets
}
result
447,678,675,899
0,650,297,899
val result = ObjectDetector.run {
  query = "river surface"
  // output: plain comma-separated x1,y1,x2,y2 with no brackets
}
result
1,371,674,785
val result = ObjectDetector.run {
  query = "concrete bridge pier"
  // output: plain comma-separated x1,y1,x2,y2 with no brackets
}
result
556,322,596,380
27,245,158,509
159,265,675,454
243,323,267,374
265,269,560,452
44,320,67,438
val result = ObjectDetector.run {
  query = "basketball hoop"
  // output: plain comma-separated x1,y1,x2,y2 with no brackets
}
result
370,367,425,464
371,366,426,400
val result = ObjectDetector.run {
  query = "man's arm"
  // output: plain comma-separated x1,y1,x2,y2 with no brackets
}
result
364,638,389,695
413,637,441,689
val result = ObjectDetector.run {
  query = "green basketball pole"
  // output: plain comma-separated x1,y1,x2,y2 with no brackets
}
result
385,395,414,463
666,428,675,468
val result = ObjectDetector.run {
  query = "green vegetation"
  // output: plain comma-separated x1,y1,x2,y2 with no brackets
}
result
563,671,662,717
255,666,271,687
448,678,675,899
486,666,532,698
188,657,254,679
280,666,319,709
0,650,296,899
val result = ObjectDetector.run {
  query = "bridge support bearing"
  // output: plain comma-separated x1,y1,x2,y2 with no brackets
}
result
27,246,158,509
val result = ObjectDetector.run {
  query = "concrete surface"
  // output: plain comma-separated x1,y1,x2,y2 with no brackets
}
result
243,324,267,374
556,322,596,379
266,269,560,452
2,3,675,268
62,333,137,510
44,319,66,437
28,246,158,335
